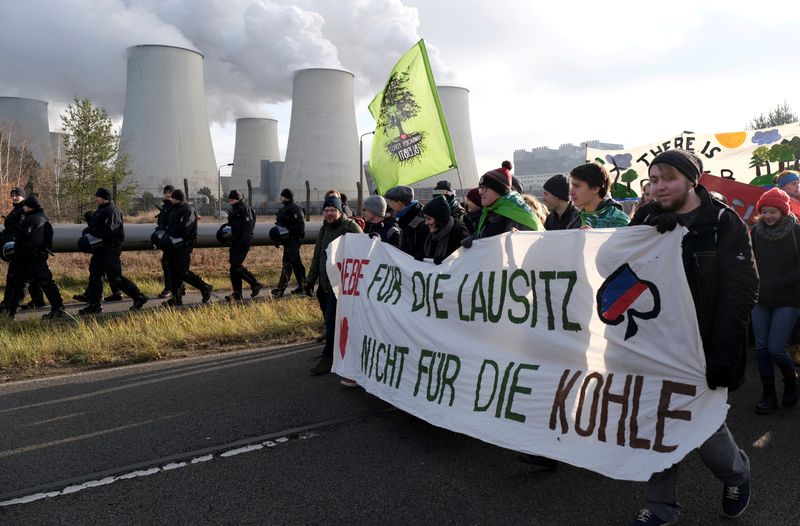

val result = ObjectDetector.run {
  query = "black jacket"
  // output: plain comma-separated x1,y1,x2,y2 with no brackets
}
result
14,208,53,257
629,184,758,391
1,202,24,243
396,202,429,258
156,199,173,229
364,220,401,247
84,201,125,247
463,209,481,234
228,201,256,244
544,202,581,230
165,201,198,243
275,200,305,240
475,211,533,239
422,219,468,262
750,220,800,307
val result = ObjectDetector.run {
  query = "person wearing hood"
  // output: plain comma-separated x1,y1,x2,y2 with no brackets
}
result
420,196,468,263
1,196,68,320
542,174,581,230
1,187,46,311
568,163,629,228
432,180,467,225
362,195,400,246
78,188,148,315
384,185,428,258
748,187,800,414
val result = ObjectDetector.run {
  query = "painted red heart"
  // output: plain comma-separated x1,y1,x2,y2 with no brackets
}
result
339,317,349,359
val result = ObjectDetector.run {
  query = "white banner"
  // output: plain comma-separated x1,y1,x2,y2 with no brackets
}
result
326,228,728,481
587,122,800,196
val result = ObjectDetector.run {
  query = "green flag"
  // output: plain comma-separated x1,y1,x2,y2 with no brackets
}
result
368,40,457,194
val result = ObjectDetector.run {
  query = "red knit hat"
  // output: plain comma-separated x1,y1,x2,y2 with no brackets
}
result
466,187,481,207
479,167,512,195
757,187,790,216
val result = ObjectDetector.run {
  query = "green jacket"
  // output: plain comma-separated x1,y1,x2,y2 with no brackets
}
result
307,216,363,292
579,197,630,228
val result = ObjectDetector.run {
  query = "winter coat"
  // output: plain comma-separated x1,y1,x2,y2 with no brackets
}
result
750,216,800,307
629,184,758,391
156,199,173,229
364,220,400,247
83,201,125,247
395,201,429,258
463,209,482,234
544,202,581,230
228,201,256,245
1,202,24,243
422,217,468,262
579,197,629,228
165,201,199,244
307,215,363,293
275,200,305,240
14,208,53,257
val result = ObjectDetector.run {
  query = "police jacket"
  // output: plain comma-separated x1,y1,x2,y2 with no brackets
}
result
629,184,758,391
156,199,173,229
14,208,53,257
1,202,24,243
396,202,428,258
364,220,400,247
165,201,198,243
84,201,125,247
228,201,256,244
275,200,305,240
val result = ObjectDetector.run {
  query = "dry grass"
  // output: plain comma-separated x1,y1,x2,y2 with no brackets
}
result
0,297,323,374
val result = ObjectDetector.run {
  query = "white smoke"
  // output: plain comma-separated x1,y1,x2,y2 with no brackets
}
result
0,0,452,123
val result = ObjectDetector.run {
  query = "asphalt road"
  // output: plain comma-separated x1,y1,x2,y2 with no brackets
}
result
0,343,798,525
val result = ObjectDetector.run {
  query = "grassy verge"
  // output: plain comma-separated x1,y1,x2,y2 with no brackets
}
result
0,296,323,378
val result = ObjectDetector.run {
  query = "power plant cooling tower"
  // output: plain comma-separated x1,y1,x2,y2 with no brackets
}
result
282,68,359,201
230,118,280,199
119,45,217,196
435,86,478,193
0,97,52,165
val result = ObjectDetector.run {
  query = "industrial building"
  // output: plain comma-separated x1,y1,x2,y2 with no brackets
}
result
0,97,52,165
514,140,623,176
119,44,218,197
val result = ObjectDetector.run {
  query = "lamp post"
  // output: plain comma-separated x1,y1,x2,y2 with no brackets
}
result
359,131,375,212
218,162,234,218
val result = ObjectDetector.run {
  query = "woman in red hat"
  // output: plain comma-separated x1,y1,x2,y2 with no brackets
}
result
750,187,800,414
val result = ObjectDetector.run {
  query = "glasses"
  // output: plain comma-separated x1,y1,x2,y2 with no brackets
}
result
478,184,488,192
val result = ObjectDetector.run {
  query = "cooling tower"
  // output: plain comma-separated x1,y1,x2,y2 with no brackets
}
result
230,118,280,198
0,97,52,165
119,45,217,196
282,68,359,201
434,86,478,193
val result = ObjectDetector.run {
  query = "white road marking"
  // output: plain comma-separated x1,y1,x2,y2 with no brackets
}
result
752,432,771,448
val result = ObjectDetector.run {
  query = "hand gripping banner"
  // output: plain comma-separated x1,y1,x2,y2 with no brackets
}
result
326,227,728,481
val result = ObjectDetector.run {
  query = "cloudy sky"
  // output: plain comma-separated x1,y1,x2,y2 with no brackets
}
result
1,0,798,177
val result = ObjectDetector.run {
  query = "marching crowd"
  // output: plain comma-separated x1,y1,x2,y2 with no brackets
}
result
2,149,799,524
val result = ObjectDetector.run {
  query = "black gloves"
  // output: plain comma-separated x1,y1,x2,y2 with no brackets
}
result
461,236,474,249
706,366,744,391
650,213,681,234
83,211,93,222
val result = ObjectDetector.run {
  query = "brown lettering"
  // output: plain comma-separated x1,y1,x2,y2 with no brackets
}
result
549,369,582,434
599,373,633,446
574,372,603,437
653,381,696,453
629,375,651,450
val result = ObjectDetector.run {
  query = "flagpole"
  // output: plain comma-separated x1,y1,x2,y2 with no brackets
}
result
455,167,465,201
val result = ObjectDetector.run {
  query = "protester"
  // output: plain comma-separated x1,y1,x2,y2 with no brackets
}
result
748,187,800,414
0,196,68,320
420,196,468,263
521,194,548,226
78,188,148,315
463,187,482,234
363,195,400,246
1,187,46,311
384,185,428,258
775,169,800,199
568,163,629,228
542,174,580,230
156,184,176,299
271,188,306,297
432,180,467,224
305,196,362,375
224,190,262,302
628,148,757,524
162,189,213,307
630,181,653,217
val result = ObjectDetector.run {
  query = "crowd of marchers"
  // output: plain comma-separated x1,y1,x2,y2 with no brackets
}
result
2,149,799,525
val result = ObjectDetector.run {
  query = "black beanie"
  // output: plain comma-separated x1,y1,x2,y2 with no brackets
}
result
281,188,294,200
543,174,570,202
22,195,43,210
422,196,451,225
228,189,242,200
651,149,702,184
171,189,185,201
95,187,112,201
10,187,24,198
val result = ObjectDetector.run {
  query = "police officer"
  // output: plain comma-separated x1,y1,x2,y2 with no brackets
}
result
155,184,176,299
78,188,148,315
225,190,262,301
271,188,306,297
163,189,213,306
1,187,46,310
2,196,67,320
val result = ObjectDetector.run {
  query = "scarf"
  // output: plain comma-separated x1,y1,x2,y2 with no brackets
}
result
753,214,796,242
395,200,419,219
424,216,455,260
476,191,542,235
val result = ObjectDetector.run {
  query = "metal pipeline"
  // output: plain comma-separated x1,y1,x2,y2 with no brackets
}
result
50,222,323,252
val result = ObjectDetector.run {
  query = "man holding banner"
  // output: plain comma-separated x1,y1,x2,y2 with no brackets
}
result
629,149,758,525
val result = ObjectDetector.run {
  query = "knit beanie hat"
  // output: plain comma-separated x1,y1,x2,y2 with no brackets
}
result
433,180,453,197
10,187,24,197
479,167,512,195
776,170,800,189
171,189,185,202
280,188,294,200
757,187,790,216
511,175,523,193
228,189,243,200
95,187,112,201
363,195,387,217
651,149,702,184
466,188,481,208
22,195,43,210
422,196,451,224
543,174,570,202
323,196,343,212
